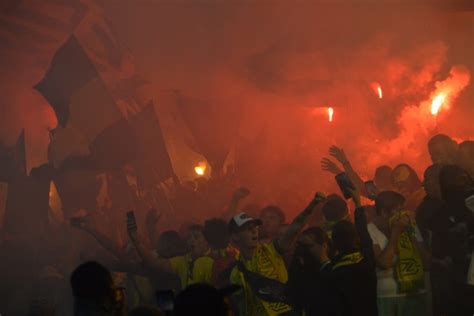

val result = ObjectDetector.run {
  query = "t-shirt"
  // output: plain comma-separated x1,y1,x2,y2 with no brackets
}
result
169,254,214,288
230,242,293,316
367,222,425,298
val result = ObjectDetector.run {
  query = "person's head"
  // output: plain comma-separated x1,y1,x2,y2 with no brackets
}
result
186,225,209,258
203,218,230,250
321,194,348,223
174,283,228,316
129,305,164,316
459,140,474,176
331,220,359,255
391,164,422,197
298,227,331,263
259,205,285,239
374,165,394,191
422,164,443,199
375,191,406,220
439,164,474,202
156,230,187,259
428,134,459,165
229,212,262,250
70,261,117,308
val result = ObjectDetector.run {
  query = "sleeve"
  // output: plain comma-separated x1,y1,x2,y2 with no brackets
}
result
355,207,375,271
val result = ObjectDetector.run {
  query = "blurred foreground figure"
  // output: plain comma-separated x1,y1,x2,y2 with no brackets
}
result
428,134,459,165
70,261,126,316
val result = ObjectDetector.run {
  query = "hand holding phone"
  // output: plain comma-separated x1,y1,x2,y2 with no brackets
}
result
126,211,137,240
364,180,379,201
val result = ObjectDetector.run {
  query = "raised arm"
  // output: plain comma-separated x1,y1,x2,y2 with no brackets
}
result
329,146,368,198
222,187,250,220
127,213,173,274
70,215,127,261
277,192,326,253
349,189,375,270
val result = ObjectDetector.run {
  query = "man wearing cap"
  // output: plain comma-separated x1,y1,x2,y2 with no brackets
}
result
228,193,326,316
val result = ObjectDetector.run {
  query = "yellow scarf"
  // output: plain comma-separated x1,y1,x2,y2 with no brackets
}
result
236,243,293,316
390,211,425,293
332,251,364,271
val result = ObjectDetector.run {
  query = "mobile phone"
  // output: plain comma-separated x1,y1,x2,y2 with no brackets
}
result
364,180,379,201
126,211,137,231
155,290,175,312
335,172,355,199
465,195,474,213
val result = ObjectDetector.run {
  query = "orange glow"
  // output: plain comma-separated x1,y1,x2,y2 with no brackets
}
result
370,82,383,99
327,107,334,122
431,93,446,115
194,164,206,176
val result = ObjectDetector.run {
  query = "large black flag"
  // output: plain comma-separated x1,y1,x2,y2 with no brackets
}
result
35,36,98,127
129,102,173,185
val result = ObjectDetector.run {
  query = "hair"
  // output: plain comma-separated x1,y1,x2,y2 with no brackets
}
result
70,261,113,303
331,220,359,255
428,134,457,149
460,140,474,158
375,191,406,216
130,306,164,316
321,194,348,222
439,164,473,201
391,164,421,184
302,226,330,246
374,165,393,188
188,224,205,234
259,205,286,224
204,218,230,250
174,283,227,316
156,230,186,258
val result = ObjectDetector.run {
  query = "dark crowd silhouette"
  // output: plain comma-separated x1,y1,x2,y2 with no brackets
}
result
0,134,473,316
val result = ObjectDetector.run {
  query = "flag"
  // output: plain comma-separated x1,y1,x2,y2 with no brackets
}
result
0,129,26,181
177,96,241,172
129,102,173,185
154,90,209,183
35,35,99,127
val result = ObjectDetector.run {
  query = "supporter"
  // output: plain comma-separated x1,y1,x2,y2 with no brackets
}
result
458,140,474,177
369,191,431,316
259,205,286,243
70,261,125,316
391,164,425,212
321,194,349,237
430,165,474,315
428,134,459,165
228,193,326,316
203,218,238,287
374,165,394,191
128,220,214,289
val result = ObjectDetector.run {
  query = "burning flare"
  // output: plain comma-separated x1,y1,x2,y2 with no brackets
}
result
371,82,383,99
327,107,334,122
431,93,446,116
194,163,206,176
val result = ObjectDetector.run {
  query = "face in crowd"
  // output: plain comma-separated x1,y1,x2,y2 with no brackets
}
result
233,222,260,250
259,206,285,240
187,226,209,258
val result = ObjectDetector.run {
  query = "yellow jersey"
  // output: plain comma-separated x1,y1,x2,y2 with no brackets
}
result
170,253,214,288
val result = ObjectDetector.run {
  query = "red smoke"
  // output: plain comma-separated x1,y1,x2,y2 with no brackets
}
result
1,1,474,216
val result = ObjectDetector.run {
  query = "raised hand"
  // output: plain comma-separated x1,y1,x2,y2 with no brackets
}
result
329,146,348,164
232,187,251,201
321,157,343,175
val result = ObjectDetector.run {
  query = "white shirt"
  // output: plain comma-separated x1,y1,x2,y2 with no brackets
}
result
367,222,426,297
